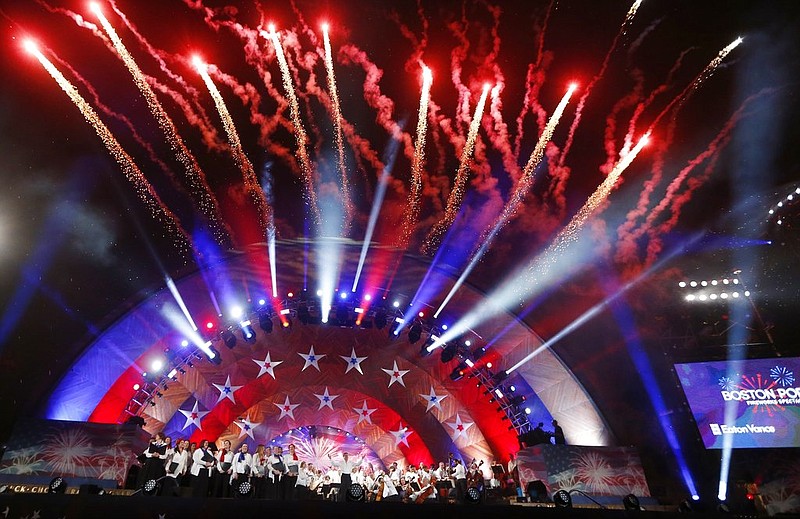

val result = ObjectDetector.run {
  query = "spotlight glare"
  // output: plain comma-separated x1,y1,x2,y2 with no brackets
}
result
701,280,708,287
689,281,697,287
288,292,294,298
206,321,214,329
524,407,531,415
486,362,493,368
231,306,243,319
686,294,695,301
340,292,348,299
392,300,400,308
732,292,739,298
180,339,189,347
732,279,739,284
88,2,101,15
316,289,323,296
441,324,448,330
709,293,718,300
465,340,471,346
23,39,38,54
678,281,686,288
133,383,140,391
418,311,424,318
720,293,728,299
151,359,164,372
744,291,751,297
258,299,266,306
191,54,205,71
692,494,700,501
267,23,276,33
321,21,329,32
711,280,718,286
364,294,372,301
698,295,707,301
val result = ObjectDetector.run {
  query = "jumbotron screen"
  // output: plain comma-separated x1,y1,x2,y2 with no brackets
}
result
675,357,800,449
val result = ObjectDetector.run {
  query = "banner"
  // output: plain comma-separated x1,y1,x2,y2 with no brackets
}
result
676,357,800,448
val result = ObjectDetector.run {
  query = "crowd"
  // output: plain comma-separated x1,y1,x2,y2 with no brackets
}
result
135,433,521,503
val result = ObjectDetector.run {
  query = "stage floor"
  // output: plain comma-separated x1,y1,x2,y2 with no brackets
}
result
0,494,764,519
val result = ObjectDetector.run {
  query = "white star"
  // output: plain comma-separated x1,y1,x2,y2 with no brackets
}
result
353,400,376,425
298,345,326,372
253,352,283,379
390,424,413,447
314,387,340,410
340,347,367,374
274,395,299,420
235,415,260,440
446,413,474,440
178,400,209,431
213,375,243,404
381,360,410,387
420,386,448,412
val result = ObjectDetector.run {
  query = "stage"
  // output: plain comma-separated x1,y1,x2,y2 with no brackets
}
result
0,494,758,519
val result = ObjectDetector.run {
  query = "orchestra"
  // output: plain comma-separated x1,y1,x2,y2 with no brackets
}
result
132,431,518,503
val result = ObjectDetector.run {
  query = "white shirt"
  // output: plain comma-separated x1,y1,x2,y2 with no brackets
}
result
269,454,286,480
382,476,399,498
452,464,466,480
232,451,252,475
251,453,268,477
191,447,214,476
217,449,234,473
330,456,362,474
296,467,310,487
166,449,189,478
284,453,300,475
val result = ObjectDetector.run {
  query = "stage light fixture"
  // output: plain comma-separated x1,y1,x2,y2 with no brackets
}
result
207,346,222,365
236,480,253,499
180,339,189,347
222,329,237,349
492,370,509,383
393,300,400,308
472,346,486,359
449,366,465,381
297,303,311,324
553,490,572,508
336,303,349,324
465,486,482,504
151,359,164,372
623,493,641,511
526,480,549,503
142,478,159,496
440,343,457,363
282,317,293,330
240,322,256,343
49,477,67,494
258,312,274,333
408,322,422,344
230,306,244,319
524,407,531,415
346,483,365,502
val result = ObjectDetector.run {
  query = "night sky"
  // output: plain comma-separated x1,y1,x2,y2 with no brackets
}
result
1,0,799,500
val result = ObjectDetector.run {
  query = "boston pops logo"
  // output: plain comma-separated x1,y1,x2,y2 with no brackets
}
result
718,365,799,416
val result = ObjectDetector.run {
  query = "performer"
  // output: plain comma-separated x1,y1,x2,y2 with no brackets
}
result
250,444,268,499
269,445,287,499
507,452,520,496
452,459,467,503
552,420,566,445
214,439,234,497
328,451,362,503
283,443,300,500
433,461,451,503
231,443,252,496
139,432,168,488
161,439,189,497
294,460,310,500
190,439,215,497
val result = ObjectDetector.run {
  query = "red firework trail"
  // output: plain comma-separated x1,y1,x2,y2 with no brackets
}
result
107,0,227,152
91,4,233,246
514,0,554,162
633,89,776,265
549,0,644,208
338,44,415,161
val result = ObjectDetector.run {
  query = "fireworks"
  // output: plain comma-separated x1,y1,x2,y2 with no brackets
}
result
90,4,231,247
322,23,353,234
263,26,321,226
194,57,275,238
399,65,433,249
25,40,191,251
422,83,491,254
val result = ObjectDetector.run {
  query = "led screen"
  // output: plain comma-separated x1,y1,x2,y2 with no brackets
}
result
676,357,800,449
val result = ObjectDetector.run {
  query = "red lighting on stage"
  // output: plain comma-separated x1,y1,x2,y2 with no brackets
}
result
132,383,140,391
282,321,290,328
486,362,493,369
321,22,330,32
418,311,424,318
206,321,214,329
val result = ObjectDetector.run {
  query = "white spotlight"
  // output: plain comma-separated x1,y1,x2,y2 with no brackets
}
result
364,294,372,301
678,281,687,288
524,407,531,415
744,291,751,297
151,359,164,373
732,279,739,285
722,279,729,285
180,339,189,347
392,301,400,308
258,299,266,306
711,280,718,286
316,289,323,296
464,340,472,347
709,294,718,300
441,324,448,330
340,292,348,300
720,293,728,299
686,295,696,301
701,280,708,287
231,306,244,319
690,281,698,287
698,295,708,301
732,292,740,298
